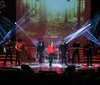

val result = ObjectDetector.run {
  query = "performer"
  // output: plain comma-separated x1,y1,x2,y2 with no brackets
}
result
47,41,56,67
3,38,13,66
72,40,80,65
59,40,68,65
84,41,93,66
37,41,45,64
15,39,27,66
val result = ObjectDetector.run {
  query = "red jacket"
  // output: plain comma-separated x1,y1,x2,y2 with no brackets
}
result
15,42,25,51
47,45,56,54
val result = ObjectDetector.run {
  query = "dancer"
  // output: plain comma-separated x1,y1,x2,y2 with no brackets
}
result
3,38,13,66
37,41,45,64
84,41,93,66
59,40,68,65
47,41,56,67
72,40,80,65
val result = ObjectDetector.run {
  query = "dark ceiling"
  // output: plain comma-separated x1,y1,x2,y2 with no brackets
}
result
0,0,16,21
91,0,100,16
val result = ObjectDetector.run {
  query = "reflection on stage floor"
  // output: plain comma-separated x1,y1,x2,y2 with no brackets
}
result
0,60,100,74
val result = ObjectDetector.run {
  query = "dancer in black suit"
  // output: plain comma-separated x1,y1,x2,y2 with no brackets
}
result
72,40,80,65
37,41,45,64
84,41,93,66
3,39,13,66
59,40,68,65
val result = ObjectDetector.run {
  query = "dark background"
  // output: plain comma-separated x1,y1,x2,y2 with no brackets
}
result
0,0,16,21
0,0,16,53
91,0,100,17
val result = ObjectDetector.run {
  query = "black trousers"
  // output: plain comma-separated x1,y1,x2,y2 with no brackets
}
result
61,53,67,64
72,51,80,64
16,50,21,65
4,50,12,64
87,52,92,66
38,53,43,63
49,53,54,66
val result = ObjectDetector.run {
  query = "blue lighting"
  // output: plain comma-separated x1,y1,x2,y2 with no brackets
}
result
55,13,100,46
0,10,32,44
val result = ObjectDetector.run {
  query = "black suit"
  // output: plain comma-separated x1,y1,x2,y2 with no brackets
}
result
59,43,68,64
3,41,13,65
72,42,80,64
37,44,44,63
84,43,93,66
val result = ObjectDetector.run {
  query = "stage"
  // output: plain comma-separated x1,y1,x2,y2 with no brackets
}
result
0,60,100,74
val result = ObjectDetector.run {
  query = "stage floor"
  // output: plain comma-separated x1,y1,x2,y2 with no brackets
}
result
0,60,100,74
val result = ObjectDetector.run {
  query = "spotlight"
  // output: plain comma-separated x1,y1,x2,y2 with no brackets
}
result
67,0,70,1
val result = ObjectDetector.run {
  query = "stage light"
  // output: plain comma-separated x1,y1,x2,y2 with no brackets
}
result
91,15,100,33
81,14,100,46
55,21,90,46
15,22,37,47
56,13,100,46
17,10,31,24
1,10,32,43
66,23,91,43
55,21,91,46
67,0,70,1
83,31,100,46
89,24,91,25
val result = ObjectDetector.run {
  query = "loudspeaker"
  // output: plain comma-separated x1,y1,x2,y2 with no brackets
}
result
1,67,21,80
78,69,95,73
64,65,75,74
39,71,57,76
66,65,75,71
21,64,34,73
64,65,75,76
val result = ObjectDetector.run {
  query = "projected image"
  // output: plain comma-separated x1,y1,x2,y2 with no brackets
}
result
16,0,91,46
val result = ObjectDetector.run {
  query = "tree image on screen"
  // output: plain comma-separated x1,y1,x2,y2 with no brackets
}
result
16,0,91,46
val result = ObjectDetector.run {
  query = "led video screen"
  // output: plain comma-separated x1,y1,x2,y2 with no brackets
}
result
16,0,91,47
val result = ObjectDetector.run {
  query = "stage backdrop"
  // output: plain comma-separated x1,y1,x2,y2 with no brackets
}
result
16,0,91,58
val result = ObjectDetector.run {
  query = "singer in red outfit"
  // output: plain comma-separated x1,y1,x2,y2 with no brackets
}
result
47,41,56,67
